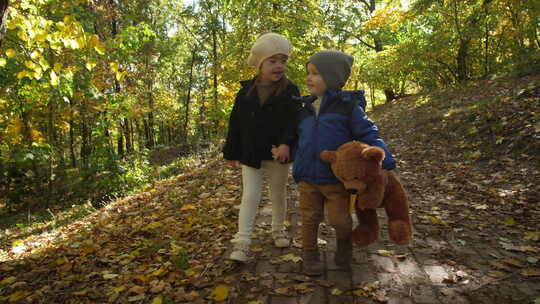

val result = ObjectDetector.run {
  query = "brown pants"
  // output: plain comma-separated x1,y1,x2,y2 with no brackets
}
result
299,181,352,251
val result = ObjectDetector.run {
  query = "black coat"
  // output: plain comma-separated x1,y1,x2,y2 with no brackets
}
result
222,78,300,169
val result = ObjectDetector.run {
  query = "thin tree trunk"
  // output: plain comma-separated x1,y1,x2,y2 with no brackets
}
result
212,28,219,133
183,50,195,144
457,38,470,82
69,98,76,168
0,0,8,48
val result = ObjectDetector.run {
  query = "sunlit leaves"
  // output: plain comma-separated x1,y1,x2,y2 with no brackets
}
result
5,49,16,58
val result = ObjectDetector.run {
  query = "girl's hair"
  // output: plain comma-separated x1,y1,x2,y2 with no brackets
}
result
247,74,289,97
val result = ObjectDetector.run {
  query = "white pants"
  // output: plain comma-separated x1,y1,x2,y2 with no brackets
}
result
233,160,290,243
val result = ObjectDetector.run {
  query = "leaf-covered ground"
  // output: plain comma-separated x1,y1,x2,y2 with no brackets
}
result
0,75,539,303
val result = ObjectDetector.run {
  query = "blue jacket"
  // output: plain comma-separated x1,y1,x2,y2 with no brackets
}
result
292,90,396,184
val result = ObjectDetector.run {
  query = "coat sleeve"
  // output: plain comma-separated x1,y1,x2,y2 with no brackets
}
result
350,105,396,170
277,86,301,147
222,92,242,160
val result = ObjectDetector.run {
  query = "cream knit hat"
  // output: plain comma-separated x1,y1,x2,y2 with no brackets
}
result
247,33,292,68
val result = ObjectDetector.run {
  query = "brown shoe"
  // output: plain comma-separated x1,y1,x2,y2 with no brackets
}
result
303,250,323,276
334,239,352,271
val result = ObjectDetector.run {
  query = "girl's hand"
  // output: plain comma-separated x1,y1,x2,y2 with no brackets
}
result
271,144,290,163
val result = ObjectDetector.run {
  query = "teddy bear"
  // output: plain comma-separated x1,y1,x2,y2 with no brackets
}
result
320,141,412,246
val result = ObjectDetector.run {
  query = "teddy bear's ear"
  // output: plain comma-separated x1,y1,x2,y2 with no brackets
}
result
361,147,385,165
320,151,337,163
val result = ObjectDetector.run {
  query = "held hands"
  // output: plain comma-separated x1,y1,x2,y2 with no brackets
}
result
271,144,290,163
226,160,239,167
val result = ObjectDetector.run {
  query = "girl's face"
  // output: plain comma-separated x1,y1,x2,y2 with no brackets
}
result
259,54,288,83
306,63,327,96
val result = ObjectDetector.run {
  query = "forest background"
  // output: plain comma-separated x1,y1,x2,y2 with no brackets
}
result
0,0,539,225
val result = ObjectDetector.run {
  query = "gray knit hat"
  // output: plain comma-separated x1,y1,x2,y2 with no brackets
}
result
308,50,354,90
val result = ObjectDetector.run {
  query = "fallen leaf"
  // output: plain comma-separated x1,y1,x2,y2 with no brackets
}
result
331,288,343,295
0,276,16,285
524,232,540,241
103,273,119,279
181,204,196,211
151,296,163,304
489,260,512,271
7,291,31,303
128,294,145,302
211,284,229,301
504,217,516,226
376,249,395,257
487,270,506,278
316,280,335,287
353,289,368,296
503,257,525,268
520,269,540,277
273,287,291,295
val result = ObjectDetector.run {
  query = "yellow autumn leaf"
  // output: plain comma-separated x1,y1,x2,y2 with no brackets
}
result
211,285,229,301
114,286,127,293
86,60,97,71
24,61,35,70
150,267,167,277
185,268,197,276
56,256,68,265
143,221,163,230
116,71,126,82
430,216,443,224
151,296,163,304
504,217,516,226
7,291,31,302
181,204,196,211
0,276,16,285
6,49,16,58
110,62,119,72
95,43,106,55
54,63,62,73
17,71,28,80
0,58,6,67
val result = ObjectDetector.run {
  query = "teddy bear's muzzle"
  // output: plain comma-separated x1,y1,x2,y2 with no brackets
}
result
343,181,367,194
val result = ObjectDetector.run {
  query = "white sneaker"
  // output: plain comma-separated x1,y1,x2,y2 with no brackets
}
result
229,240,250,262
272,230,291,248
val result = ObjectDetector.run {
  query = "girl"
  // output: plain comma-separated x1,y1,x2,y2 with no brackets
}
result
223,33,300,262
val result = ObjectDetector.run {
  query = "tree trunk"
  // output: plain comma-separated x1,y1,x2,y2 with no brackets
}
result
0,0,8,48
212,28,219,133
125,118,132,153
117,123,124,156
457,38,470,82
183,50,195,144
69,98,76,168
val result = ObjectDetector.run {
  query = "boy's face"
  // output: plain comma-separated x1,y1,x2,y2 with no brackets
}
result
259,54,288,83
306,63,327,96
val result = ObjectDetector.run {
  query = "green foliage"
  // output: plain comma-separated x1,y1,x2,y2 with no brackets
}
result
1,0,539,216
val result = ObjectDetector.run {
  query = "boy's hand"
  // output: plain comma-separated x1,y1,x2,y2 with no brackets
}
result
271,144,290,163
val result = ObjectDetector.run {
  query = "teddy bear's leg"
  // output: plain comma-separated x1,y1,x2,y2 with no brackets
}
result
351,208,379,246
383,173,412,245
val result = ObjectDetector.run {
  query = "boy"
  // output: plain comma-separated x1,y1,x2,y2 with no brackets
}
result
292,50,396,275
